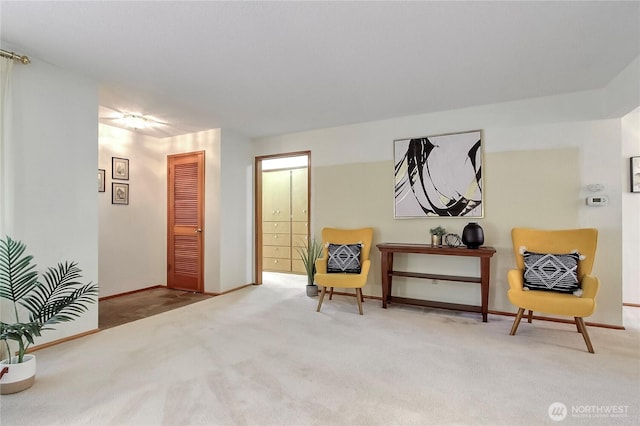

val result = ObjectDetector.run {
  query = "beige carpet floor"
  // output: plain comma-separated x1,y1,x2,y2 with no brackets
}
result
1,274,638,425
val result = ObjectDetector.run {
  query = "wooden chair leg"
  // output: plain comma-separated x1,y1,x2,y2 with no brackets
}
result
575,317,595,353
510,308,525,335
360,290,365,302
316,286,327,312
527,310,533,323
355,288,364,315
329,287,334,300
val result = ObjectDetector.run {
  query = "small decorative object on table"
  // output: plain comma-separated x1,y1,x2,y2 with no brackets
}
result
429,226,447,247
462,222,484,249
444,233,462,248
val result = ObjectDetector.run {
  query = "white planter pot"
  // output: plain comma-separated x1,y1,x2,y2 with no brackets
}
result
0,354,36,394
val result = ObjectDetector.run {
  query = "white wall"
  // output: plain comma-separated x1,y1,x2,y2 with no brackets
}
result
622,107,640,304
98,125,167,297
255,88,607,167
607,58,640,307
254,70,638,326
2,48,99,345
99,126,254,296
219,129,254,291
99,127,224,295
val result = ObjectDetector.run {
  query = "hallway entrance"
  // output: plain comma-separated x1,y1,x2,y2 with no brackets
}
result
255,152,310,285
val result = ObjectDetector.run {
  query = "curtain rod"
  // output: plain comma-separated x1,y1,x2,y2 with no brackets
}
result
0,49,30,64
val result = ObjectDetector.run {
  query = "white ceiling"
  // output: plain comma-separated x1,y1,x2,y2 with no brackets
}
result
1,1,638,139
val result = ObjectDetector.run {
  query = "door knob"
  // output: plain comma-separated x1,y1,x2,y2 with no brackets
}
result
195,228,202,233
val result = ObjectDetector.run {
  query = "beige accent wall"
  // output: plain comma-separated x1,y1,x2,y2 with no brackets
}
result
314,148,580,312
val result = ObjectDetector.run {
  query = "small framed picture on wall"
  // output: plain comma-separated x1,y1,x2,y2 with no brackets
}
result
112,157,129,180
112,182,129,205
631,156,640,193
98,169,105,192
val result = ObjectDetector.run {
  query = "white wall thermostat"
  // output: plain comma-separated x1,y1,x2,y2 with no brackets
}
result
586,195,608,206
587,184,605,192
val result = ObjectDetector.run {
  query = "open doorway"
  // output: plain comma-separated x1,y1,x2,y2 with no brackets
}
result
255,151,310,285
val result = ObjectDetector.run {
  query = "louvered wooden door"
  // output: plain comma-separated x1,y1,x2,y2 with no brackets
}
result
167,151,205,292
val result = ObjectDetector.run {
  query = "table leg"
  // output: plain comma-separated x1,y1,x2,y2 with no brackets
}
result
381,251,393,308
480,257,490,322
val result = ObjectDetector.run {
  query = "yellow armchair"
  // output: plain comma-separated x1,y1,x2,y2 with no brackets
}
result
314,227,374,315
507,228,600,353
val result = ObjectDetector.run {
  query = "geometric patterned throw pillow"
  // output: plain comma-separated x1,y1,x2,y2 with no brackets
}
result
522,249,583,295
327,243,362,274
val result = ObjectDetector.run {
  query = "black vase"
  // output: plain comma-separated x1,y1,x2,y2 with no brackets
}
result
462,222,484,249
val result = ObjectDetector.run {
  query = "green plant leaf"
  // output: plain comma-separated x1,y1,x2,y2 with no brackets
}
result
1,238,99,361
0,322,41,345
296,237,323,285
429,226,447,236
0,237,38,304
22,262,98,326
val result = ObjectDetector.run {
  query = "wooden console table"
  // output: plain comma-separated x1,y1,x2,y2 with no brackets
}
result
376,243,496,322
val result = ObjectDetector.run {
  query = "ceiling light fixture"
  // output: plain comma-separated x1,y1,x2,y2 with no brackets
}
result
119,114,150,129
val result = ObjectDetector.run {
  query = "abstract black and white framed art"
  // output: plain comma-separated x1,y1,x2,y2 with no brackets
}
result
394,130,483,218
